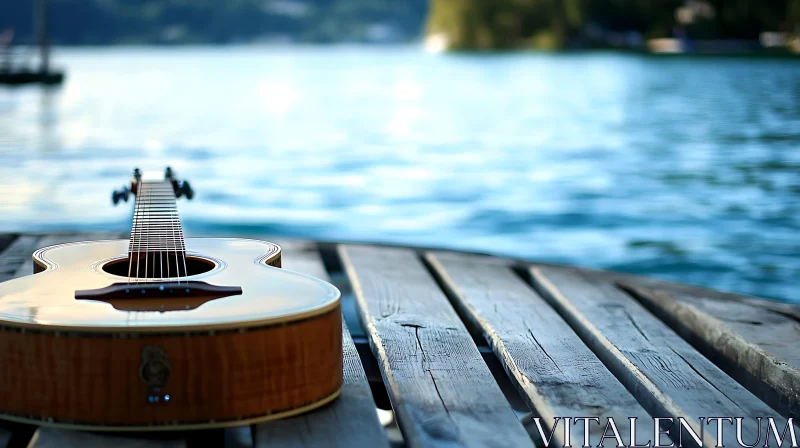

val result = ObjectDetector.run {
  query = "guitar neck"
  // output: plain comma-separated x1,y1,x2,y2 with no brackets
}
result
129,180,186,258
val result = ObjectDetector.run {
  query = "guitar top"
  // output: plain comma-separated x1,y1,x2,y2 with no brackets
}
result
0,238,340,331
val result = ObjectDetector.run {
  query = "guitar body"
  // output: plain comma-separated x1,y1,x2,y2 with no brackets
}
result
0,238,342,430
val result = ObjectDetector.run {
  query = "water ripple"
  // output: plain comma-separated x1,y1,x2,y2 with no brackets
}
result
0,46,798,303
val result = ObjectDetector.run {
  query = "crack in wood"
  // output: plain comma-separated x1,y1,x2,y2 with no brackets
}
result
526,327,564,374
623,309,651,342
410,325,453,425
767,308,800,326
668,347,747,414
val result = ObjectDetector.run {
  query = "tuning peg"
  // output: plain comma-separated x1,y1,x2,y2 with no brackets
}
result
175,180,194,200
164,166,194,200
112,186,131,205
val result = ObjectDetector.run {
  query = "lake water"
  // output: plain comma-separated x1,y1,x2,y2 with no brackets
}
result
0,46,798,303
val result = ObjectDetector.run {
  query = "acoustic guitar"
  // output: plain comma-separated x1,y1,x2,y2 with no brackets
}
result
0,168,342,430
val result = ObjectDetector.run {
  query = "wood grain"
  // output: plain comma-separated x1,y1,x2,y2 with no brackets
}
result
621,283,800,419
253,240,389,448
340,245,533,448
0,308,342,428
613,269,800,321
529,265,787,446
540,261,800,324
27,427,186,448
426,252,653,447
521,260,800,419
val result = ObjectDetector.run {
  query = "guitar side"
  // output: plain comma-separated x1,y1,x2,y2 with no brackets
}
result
0,238,343,430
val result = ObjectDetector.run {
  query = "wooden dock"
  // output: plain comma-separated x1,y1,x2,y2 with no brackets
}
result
0,233,797,448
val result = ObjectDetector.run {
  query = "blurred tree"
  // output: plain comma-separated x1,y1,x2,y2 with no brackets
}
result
426,0,585,50
788,0,800,31
426,0,796,50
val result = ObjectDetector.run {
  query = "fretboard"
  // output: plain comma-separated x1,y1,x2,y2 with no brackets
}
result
128,181,187,280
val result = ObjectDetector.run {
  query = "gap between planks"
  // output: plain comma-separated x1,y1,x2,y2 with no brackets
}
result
424,251,654,447
339,245,534,448
251,239,389,448
527,265,790,447
621,283,799,420
513,257,800,421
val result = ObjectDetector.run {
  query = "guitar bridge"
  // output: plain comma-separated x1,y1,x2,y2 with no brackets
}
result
75,281,242,312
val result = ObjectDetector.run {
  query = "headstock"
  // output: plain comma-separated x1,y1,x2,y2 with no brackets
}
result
112,167,194,205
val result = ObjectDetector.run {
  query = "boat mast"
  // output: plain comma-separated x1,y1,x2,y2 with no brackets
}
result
35,0,49,73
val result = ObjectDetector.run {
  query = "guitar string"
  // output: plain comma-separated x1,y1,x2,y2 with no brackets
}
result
154,186,159,282
135,181,143,282
161,180,169,281
154,182,161,281
146,184,170,281
127,179,137,285
133,182,141,283
154,183,164,281
163,181,173,281
179,195,189,282
151,183,167,281
159,206,164,282
159,182,172,282
169,181,180,284
144,182,151,282
126,179,187,283
137,182,147,282
143,183,154,282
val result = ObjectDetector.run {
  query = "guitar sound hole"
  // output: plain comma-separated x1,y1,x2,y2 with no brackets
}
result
102,255,215,278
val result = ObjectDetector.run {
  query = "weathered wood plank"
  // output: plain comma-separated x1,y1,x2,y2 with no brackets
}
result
618,271,800,321
253,240,389,448
522,261,800,420
539,261,800,322
0,235,41,282
621,282,800,369
521,264,800,374
0,234,16,256
426,252,653,446
621,283,800,419
27,428,185,448
339,245,533,448
529,265,786,446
